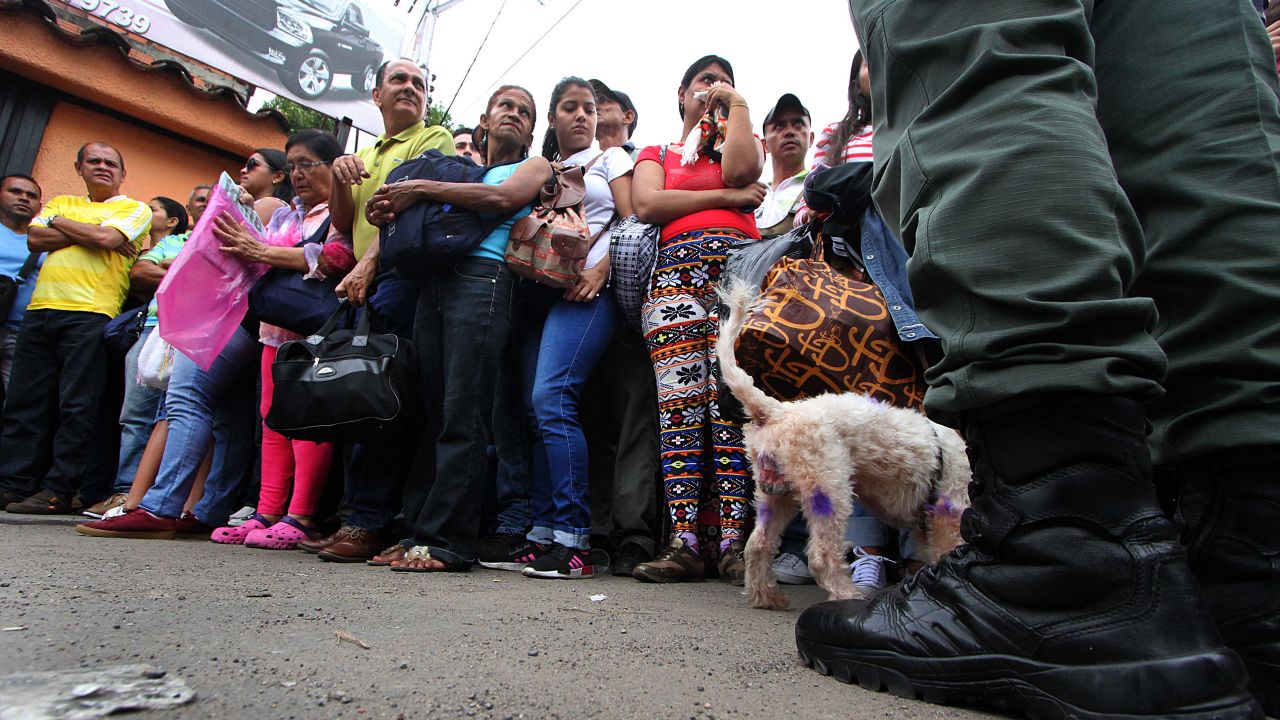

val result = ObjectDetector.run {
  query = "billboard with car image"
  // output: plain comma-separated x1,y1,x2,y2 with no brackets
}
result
53,0,420,132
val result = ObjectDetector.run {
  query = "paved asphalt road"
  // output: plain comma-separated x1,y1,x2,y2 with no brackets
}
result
0,517,997,720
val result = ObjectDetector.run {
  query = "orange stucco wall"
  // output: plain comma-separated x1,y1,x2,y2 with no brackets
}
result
1,7,289,210
0,9,287,158
32,101,242,205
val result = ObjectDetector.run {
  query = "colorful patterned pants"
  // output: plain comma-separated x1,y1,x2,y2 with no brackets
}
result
641,229,752,542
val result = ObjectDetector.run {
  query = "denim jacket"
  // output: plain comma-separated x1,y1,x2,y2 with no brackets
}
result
840,207,938,343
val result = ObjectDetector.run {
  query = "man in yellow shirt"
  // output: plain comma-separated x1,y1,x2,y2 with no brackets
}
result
297,59,453,561
1,142,149,515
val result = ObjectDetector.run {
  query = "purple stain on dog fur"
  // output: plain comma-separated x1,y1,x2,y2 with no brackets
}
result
925,496,960,518
809,490,834,517
758,500,772,526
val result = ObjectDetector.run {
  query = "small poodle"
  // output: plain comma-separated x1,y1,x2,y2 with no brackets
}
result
715,281,972,610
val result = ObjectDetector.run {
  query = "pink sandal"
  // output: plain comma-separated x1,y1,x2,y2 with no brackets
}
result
210,514,271,545
244,516,320,550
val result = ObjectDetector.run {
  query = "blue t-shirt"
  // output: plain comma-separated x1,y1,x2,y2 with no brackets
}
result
0,225,44,331
472,159,533,262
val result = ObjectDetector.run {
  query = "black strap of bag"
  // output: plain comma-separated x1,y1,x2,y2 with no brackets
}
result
15,253,38,282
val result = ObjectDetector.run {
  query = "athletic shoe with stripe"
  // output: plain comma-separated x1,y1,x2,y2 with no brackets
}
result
522,543,594,579
478,539,548,572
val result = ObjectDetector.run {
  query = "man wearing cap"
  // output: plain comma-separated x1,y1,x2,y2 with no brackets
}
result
582,78,661,575
756,93,814,238
590,79,639,158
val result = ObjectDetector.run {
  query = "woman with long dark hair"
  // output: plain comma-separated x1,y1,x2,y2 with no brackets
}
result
476,77,633,579
815,50,874,167
239,148,293,215
629,55,765,584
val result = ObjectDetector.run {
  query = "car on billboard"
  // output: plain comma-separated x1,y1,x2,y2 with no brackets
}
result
162,0,385,100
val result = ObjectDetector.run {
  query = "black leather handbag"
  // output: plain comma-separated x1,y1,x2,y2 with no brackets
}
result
264,301,418,443
102,305,148,353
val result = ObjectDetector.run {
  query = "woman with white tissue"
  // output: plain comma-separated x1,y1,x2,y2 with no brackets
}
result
629,55,765,585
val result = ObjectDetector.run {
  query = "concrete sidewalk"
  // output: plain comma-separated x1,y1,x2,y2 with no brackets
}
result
0,521,993,719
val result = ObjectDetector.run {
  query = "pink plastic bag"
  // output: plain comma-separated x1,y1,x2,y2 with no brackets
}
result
156,173,271,370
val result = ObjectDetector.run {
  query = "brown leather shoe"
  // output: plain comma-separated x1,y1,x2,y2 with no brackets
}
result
718,540,746,586
318,526,380,563
632,537,706,583
299,527,347,554
6,490,71,515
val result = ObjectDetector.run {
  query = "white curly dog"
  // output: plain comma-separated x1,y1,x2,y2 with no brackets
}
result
716,281,972,610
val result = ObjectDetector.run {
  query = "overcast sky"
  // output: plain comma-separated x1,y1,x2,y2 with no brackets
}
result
412,0,861,179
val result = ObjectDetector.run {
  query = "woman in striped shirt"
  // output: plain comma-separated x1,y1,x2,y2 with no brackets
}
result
815,50,874,168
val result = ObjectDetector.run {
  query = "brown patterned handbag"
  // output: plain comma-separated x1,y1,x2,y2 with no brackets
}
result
732,234,928,409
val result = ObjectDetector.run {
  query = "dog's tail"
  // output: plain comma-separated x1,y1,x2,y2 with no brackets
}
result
716,280,784,424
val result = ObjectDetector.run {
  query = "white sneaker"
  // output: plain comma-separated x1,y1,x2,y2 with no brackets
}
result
771,552,815,585
102,504,127,520
226,506,256,527
849,547,894,592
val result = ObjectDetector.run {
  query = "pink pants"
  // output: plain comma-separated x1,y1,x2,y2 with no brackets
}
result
258,345,333,516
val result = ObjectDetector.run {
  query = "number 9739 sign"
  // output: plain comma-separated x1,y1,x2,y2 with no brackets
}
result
71,0,151,34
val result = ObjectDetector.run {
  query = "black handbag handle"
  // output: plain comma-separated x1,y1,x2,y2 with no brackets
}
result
308,299,355,343
353,299,374,344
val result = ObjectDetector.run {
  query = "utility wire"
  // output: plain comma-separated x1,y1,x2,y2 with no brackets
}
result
443,0,511,118
460,0,585,115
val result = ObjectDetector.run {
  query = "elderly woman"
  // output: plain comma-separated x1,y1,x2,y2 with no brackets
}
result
75,130,353,541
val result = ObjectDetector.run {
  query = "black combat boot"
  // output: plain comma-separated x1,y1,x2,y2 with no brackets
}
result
1175,459,1280,716
795,396,1260,719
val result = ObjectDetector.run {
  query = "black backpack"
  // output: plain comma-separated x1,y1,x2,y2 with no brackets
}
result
378,150,515,277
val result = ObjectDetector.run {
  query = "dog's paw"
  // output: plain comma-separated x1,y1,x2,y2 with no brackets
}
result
748,586,791,611
826,583,863,602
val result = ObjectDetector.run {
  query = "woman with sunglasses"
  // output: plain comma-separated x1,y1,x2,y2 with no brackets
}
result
239,149,292,222
208,130,355,549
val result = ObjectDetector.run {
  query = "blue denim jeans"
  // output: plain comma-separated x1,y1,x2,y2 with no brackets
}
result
516,284,617,551
341,273,421,532
191,368,258,526
140,326,259,519
113,326,163,493
403,259,515,564
779,505,924,561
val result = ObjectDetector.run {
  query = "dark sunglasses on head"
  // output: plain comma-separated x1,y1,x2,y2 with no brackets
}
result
243,156,266,171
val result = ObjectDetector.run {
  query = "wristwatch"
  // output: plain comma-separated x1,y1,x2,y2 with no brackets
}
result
46,214,58,229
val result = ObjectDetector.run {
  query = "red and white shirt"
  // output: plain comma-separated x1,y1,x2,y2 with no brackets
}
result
812,122,874,168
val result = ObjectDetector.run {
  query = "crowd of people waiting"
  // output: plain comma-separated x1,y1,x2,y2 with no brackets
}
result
0,53,910,590
3,1,1280,716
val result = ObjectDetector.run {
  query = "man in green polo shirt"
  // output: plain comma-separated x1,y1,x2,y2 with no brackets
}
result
330,58,453,306
315,58,453,563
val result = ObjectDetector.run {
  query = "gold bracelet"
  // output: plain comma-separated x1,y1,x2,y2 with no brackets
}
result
729,102,749,111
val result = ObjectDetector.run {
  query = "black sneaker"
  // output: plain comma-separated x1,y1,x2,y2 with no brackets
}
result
478,532,524,558
521,543,594,580
610,543,651,577
478,538,548,572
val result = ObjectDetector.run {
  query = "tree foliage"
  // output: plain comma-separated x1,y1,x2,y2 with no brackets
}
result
428,102,456,133
263,95,458,135
261,96,333,132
